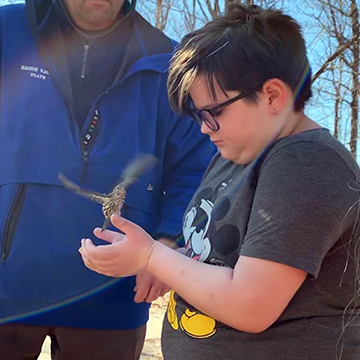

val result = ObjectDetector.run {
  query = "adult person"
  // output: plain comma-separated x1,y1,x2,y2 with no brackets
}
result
0,0,214,359
80,4,360,360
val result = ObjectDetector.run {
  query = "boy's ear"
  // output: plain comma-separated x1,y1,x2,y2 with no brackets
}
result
262,79,288,111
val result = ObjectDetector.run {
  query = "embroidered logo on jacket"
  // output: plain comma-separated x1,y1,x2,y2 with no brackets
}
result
20,65,49,80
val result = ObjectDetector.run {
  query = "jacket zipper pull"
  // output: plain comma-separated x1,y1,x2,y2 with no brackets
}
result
81,43,90,79
80,149,90,184
83,149,89,163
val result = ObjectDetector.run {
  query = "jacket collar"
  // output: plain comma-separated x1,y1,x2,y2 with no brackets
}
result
115,12,175,80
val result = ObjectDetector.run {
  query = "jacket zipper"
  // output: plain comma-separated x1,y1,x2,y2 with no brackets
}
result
45,51,90,183
81,43,90,79
1,184,28,265
79,79,124,182
40,51,99,184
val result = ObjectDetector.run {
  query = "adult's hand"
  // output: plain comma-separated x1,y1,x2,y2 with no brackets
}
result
134,238,179,303
134,269,170,303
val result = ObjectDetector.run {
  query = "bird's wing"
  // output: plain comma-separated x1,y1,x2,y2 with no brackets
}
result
120,154,158,188
58,173,109,205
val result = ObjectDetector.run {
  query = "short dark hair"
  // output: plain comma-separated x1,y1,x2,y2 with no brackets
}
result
168,4,312,114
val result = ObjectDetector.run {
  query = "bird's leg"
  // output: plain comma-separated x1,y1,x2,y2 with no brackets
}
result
101,218,111,232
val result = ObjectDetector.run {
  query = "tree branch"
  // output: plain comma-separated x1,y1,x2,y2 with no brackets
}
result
312,36,358,83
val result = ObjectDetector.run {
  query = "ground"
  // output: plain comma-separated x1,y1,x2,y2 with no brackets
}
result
39,295,168,360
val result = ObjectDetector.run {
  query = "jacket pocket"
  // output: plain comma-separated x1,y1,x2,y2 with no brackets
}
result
1,184,28,265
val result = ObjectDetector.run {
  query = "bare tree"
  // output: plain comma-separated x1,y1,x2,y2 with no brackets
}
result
301,0,359,157
190,0,285,26
182,0,198,32
155,0,174,31
196,0,220,21
138,0,285,41
349,0,359,157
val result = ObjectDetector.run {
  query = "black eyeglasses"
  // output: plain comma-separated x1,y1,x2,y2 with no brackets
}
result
189,86,261,132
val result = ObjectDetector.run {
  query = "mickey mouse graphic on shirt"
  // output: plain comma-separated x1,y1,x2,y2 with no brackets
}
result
183,189,213,262
167,181,242,339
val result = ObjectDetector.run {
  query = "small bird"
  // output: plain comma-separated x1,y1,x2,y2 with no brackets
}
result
59,154,157,231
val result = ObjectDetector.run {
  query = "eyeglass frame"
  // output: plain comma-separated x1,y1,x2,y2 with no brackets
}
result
189,86,262,132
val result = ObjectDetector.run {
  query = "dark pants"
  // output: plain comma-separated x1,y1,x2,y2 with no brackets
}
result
0,323,146,360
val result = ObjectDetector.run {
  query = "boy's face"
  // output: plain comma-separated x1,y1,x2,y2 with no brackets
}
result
189,75,289,165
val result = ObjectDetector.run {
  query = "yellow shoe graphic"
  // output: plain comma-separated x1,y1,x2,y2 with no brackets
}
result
167,290,179,331
180,308,216,339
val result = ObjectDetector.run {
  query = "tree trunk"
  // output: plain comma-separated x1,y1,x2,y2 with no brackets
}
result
349,0,359,157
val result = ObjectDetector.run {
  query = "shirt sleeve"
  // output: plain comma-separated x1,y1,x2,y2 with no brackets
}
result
240,141,359,278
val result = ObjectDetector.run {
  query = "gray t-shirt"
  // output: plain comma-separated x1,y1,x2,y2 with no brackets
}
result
161,129,360,360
